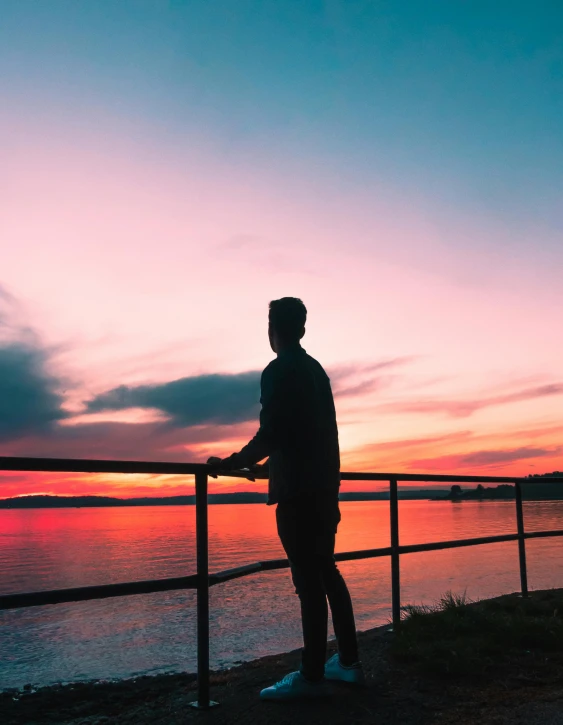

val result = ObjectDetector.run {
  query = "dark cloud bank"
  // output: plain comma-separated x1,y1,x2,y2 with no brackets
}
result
0,286,67,443
86,372,262,426
0,343,67,441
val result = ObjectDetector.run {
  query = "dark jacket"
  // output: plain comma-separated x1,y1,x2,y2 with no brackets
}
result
225,344,341,504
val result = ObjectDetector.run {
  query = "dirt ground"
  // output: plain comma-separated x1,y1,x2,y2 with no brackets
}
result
4,613,563,725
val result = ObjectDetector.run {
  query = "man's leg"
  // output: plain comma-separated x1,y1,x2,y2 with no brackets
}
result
288,556,329,681
320,557,359,666
276,499,329,682
310,494,359,666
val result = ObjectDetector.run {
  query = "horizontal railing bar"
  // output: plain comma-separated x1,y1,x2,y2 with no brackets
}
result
335,547,394,561
210,563,263,583
0,575,199,611
399,533,520,554
0,456,209,476
1,456,562,484
524,529,563,540
256,558,290,572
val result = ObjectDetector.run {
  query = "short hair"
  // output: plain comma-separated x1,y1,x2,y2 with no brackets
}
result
269,297,307,342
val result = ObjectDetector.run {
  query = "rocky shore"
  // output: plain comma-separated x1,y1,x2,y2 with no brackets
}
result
3,590,563,725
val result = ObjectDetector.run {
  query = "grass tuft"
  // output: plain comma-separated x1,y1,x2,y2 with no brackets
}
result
391,589,563,678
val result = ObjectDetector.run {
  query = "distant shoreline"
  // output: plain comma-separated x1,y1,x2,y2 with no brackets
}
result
3,477,562,508
0,491,441,509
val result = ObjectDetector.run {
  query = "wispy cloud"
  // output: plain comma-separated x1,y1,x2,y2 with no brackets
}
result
351,430,473,455
329,357,416,398
330,357,416,381
408,445,563,471
376,383,563,418
341,430,475,472
459,447,562,466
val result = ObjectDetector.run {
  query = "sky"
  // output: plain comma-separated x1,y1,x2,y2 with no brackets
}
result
1,0,562,498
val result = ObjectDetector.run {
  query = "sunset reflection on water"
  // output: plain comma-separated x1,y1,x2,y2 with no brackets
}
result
1,500,563,688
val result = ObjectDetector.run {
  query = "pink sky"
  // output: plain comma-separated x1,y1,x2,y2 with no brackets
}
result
1,110,562,498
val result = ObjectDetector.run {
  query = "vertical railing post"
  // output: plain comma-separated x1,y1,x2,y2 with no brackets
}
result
515,480,529,598
190,470,218,709
390,478,401,630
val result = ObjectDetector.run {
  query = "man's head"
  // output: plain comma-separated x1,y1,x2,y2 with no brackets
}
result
268,297,307,353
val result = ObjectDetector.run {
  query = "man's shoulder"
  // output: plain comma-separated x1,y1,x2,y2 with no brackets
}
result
262,356,299,379
262,358,279,376
261,350,328,380
260,358,283,385
302,350,323,366
302,352,329,378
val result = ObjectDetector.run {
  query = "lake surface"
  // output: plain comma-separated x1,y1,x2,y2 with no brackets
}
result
1,500,563,689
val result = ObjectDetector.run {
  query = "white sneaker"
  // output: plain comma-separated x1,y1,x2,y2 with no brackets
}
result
260,671,332,700
324,654,366,685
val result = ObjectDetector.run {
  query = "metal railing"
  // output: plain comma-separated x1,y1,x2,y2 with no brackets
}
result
1,456,562,708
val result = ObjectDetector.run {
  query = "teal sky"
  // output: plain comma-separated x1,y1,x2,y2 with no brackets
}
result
2,0,562,233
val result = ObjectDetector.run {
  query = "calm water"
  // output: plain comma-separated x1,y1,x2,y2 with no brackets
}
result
1,500,563,689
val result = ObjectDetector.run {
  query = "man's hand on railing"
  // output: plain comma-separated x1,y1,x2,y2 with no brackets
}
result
251,461,269,477
206,456,229,478
206,457,267,482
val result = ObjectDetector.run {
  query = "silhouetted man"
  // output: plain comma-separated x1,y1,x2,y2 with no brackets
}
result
208,297,363,700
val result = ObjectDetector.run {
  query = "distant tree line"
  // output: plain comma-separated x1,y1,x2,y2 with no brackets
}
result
447,484,515,500
445,472,563,501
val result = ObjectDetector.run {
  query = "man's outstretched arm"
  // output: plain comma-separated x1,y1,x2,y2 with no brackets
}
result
207,364,292,471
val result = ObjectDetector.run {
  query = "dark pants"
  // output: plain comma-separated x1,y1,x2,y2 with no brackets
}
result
276,494,359,682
